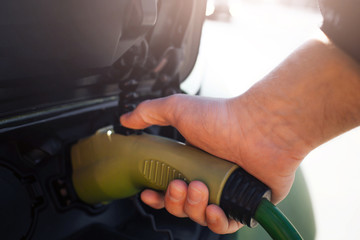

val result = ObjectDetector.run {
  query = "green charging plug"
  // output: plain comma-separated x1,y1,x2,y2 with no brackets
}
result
71,126,302,240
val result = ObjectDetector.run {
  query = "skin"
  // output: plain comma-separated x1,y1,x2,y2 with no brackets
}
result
120,37,360,234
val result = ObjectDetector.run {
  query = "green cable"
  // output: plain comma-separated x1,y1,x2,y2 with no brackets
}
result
254,198,303,240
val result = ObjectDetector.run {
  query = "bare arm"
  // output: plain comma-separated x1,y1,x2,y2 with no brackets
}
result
120,37,360,234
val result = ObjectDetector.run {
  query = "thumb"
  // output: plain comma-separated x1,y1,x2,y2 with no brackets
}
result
119,95,181,129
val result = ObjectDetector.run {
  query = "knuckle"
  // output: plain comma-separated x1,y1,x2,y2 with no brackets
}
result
189,181,208,193
136,101,151,120
164,201,187,218
165,182,186,203
165,94,185,119
186,181,208,206
166,94,184,105
137,99,152,111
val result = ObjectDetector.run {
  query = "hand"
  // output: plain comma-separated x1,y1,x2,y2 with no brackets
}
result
120,39,360,234
141,179,243,234
120,94,306,234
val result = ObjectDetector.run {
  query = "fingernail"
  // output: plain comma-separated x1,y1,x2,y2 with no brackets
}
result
168,184,184,202
187,186,202,205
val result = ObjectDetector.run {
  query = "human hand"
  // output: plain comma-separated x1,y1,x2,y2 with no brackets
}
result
120,94,307,234
120,39,360,234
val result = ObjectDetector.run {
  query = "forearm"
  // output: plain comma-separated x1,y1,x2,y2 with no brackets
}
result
234,38,360,156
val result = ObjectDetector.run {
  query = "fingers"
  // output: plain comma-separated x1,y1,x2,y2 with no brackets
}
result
164,180,189,217
206,204,244,234
183,181,209,226
120,95,183,129
141,180,243,234
140,189,165,209
164,180,242,233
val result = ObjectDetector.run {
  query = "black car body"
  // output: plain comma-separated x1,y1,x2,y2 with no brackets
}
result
0,1,210,239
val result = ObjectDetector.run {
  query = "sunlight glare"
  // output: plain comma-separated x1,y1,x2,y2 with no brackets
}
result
206,1,215,16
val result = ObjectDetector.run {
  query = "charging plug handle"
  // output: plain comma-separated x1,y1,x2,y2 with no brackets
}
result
220,167,271,228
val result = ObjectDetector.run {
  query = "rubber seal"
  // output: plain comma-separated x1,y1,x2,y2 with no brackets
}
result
220,167,271,228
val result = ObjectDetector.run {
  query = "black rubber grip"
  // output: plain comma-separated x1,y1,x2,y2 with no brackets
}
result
220,168,271,228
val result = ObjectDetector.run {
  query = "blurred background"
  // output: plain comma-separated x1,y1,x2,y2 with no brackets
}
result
182,0,360,239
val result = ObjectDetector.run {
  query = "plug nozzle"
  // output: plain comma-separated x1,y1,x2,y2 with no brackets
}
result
71,128,239,205
71,128,304,239
71,128,269,226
